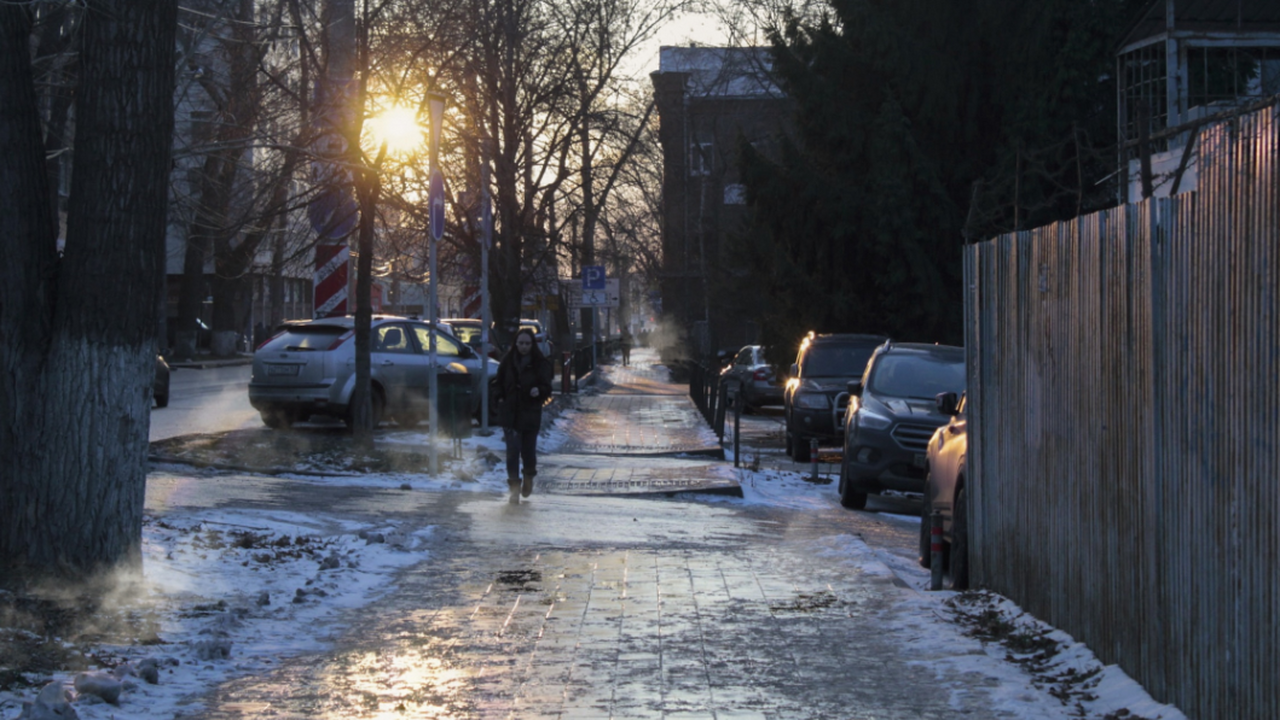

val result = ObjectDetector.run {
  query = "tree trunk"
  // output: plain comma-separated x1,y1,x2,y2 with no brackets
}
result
0,0,177,576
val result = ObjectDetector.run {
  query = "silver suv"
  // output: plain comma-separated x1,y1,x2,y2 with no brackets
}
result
837,342,965,509
249,315,499,429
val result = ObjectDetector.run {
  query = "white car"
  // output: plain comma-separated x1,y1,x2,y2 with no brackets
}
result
249,315,499,429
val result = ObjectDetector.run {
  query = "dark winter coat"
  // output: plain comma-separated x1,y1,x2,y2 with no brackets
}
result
495,350,554,431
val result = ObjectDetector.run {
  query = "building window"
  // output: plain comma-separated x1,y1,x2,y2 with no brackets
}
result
723,183,746,205
690,142,712,176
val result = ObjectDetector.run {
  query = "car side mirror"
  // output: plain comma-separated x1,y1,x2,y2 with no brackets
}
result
789,363,799,378
846,379,863,397
459,344,476,359
935,391,959,416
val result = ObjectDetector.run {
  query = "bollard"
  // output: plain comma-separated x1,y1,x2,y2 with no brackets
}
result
561,352,572,394
810,438,820,482
930,510,945,591
733,394,742,469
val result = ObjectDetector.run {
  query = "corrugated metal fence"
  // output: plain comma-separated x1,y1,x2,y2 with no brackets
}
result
964,103,1279,719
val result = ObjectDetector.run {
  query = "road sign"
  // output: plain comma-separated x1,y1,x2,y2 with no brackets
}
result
429,170,445,241
567,278,620,308
583,265,606,289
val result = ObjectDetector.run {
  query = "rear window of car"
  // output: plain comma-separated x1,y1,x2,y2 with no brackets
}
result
264,325,346,351
803,342,879,377
866,353,966,399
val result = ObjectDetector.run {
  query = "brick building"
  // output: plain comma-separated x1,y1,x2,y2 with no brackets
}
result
650,46,792,361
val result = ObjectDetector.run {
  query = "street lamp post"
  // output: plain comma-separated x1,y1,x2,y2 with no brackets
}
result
427,92,446,475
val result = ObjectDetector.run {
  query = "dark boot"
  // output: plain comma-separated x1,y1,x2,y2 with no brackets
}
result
521,472,534,498
508,477,520,496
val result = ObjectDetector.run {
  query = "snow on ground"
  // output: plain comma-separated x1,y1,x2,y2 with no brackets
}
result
2,391,1186,720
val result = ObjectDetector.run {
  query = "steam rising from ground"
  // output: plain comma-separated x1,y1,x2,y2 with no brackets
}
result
644,317,688,364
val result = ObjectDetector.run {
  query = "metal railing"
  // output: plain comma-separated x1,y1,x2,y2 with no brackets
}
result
965,102,1280,719
686,361,726,440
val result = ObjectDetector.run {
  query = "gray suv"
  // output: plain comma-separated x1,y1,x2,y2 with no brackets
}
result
837,342,965,509
784,333,888,463
249,315,498,429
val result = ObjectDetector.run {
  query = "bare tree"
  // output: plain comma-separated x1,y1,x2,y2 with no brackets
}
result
1,0,177,576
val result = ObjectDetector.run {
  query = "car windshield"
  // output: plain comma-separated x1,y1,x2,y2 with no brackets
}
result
267,325,346,351
452,326,481,344
866,354,966,399
803,344,878,377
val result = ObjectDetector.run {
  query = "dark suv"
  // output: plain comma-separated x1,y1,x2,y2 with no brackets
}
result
837,342,965,509
784,333,888,463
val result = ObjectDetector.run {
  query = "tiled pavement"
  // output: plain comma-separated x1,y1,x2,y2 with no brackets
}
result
183,348,1020,719
538,350,737,497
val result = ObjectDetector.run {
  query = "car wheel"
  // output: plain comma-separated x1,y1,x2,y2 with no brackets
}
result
950,485,970,590
839,472,867,509
154,389,169,408
792,433,811,463
918,489,933,568
343,389,386,429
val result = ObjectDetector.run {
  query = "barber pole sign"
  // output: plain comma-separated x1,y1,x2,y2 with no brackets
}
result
314,243,350,317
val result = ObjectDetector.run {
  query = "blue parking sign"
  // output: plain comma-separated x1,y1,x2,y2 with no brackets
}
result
583,265,605,289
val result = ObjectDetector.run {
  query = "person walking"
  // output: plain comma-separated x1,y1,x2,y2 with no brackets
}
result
620,328,633,366
495,327,554,498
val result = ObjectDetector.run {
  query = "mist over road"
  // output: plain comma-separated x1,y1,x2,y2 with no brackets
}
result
150,363,259,441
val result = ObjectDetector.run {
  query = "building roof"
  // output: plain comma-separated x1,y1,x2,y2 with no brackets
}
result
1119,0,1280,51
653,46,784,99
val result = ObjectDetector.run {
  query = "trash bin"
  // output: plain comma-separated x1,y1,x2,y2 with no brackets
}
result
437,371,473,439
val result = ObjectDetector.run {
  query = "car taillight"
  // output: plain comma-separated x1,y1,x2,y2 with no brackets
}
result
328,330,354,350
753,368,770,381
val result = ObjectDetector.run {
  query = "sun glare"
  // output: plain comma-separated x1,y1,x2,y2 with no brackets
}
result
369,106,424,154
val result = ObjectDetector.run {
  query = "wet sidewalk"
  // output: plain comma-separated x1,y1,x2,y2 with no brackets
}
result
158,347,1159,720
537,350,739,497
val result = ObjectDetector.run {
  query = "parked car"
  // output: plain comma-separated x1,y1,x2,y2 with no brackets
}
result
520,318,553,357
837,342,965,510
783,332,888,463
920,391,969,589
719,345,782,411
441,318,501,359
154,355,171,408
248,315,498,429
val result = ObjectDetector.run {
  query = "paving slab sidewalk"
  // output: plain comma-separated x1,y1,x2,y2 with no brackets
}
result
538,350,739,497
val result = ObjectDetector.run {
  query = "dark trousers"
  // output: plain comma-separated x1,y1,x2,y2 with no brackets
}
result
504,427,538,479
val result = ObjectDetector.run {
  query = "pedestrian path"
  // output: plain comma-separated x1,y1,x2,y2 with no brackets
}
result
538,349,737,497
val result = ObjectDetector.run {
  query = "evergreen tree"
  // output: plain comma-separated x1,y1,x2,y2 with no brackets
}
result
734,0,1143,357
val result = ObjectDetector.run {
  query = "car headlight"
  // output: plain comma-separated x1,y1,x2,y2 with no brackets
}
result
856,408,892,430
794,392,830,410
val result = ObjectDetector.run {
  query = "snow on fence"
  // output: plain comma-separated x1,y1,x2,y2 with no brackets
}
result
964,102,1279,720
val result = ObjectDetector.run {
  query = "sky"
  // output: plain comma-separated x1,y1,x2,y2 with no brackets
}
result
1,413,1188,720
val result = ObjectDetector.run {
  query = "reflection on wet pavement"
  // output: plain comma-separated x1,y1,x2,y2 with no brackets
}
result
190,493,959,720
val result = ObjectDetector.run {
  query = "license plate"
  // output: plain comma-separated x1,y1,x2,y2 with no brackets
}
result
266,364,300,376
913,453,927,468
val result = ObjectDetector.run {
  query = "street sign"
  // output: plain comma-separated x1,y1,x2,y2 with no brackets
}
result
429,170,445,241
567,278,620,308
583,265,606,290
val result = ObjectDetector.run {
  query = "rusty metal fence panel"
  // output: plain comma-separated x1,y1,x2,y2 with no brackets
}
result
964,103,1280,719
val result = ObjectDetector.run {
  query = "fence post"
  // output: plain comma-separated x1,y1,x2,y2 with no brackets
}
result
561,351,572,394
810,438,820,482
733,393,742,468
930,511,945,591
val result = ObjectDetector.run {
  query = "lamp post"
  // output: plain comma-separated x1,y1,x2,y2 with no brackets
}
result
426,91,447,475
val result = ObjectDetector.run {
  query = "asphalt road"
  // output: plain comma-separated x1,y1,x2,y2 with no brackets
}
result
150,363,259,441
